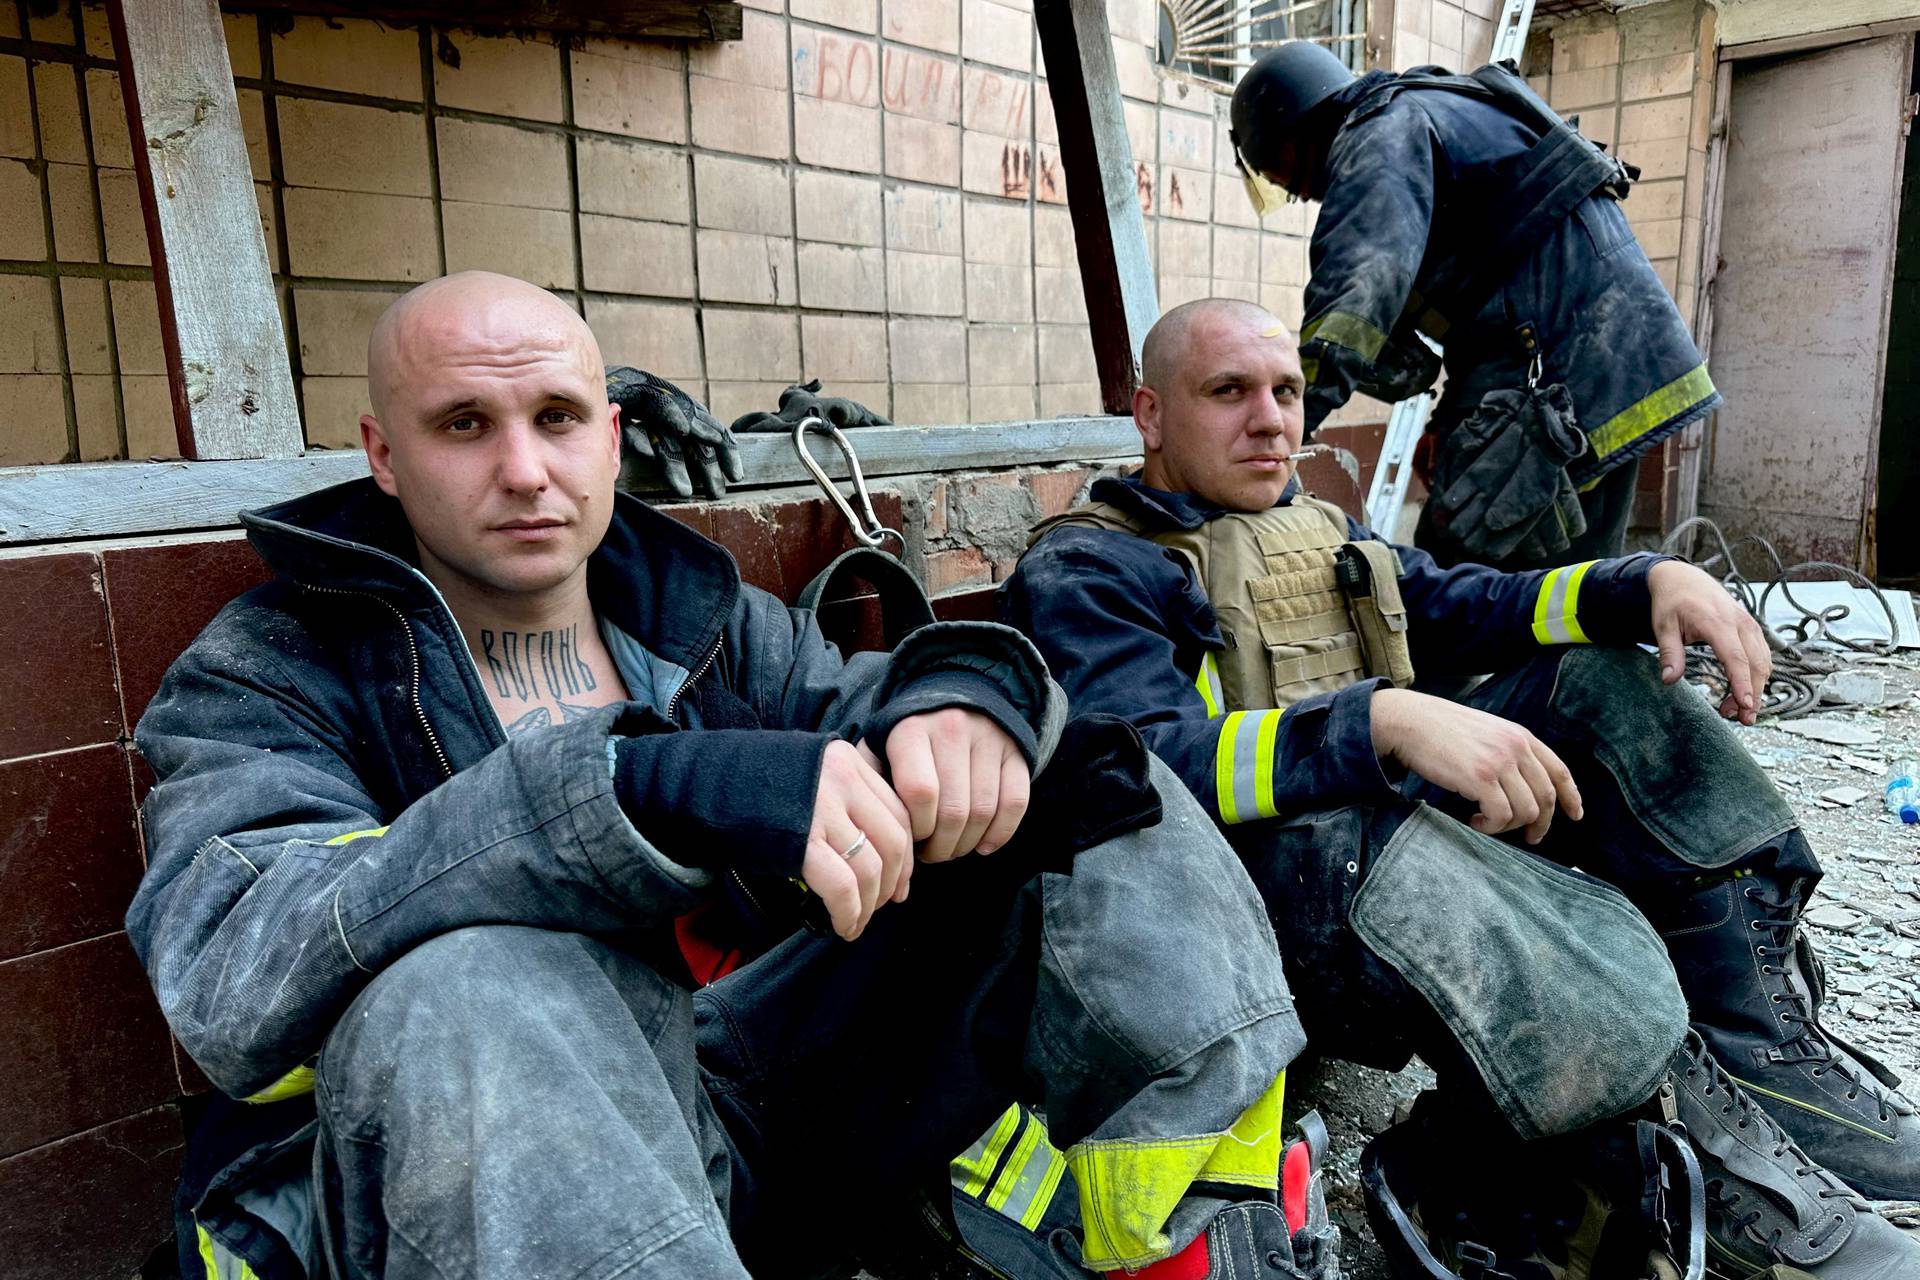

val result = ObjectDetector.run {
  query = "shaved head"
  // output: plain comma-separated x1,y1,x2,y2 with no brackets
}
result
1141,298,1283,391
1132,297,1306,512
367,271,602,423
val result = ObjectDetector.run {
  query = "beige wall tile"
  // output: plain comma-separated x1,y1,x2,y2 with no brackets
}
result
962,0,1032,73
884,47,962,125
444,201,576,287
0,376,68,464
301,376,372,450
1214,173,1260,229
274,16,422,99
1032,207,1076,267
1160,166,1211,222
963,198,1029,266
0,276,59,373
60,277,111,374
86,70,130,168
796,170,883,245
122,373,180,459
33,64,84,164
224,12,261,80
886,185,961,254
795,0,879,33
962,64,1031,139
1621,3,1697,62
1548,66,1616,112
96,167,146,265
438,119,569,210
280,99,429,197
295,287,406,376
962,128,1019,197
892,381,968,423
883,0,961,55
1159,273,1210,309
704,308,801,381
110,279,165,375
886,249,966,314
1261,234,1309,287
1623,134,1687,181
888,317,965,381
884,113,960,185
581,137,691,225
580,214,694,297
236,89,269,181
794,25,881,107
1158,219,1209,277
1211,278,1260,304
573,42,688,144
691,76,790,159
81,5,111,56
694,154,791,236
585,298,704,380
435,32,564,123
257,181,281,273
1109,35,1155,103
1038,323,1095,384
968,322,1034,385
0,58,32,160
966,262,1030,322
1624,177,1683,224
969,384,1034,422
284,188,438,280
1039,381,1099,417
802,313,889,381
707,380,790,423
796,96,882,172
797,241,885,310
1621,52,1693,101
48,162,99,261
1213,227,1258,283
697,229,797,305
24,2,72,43
1034,265,1087,324
1159,108,1211,171
1633,217,1681,260
690,11,791,90
1430,3,1465,61
1259,283,1305,329
73,374,120,461
1620,95,1691,145
1552,27,1620,74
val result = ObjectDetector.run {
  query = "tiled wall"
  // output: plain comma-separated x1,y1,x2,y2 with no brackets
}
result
0,0,1349,466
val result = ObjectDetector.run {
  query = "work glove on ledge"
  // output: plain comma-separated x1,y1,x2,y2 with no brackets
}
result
730,378,892,435
606,364,745,501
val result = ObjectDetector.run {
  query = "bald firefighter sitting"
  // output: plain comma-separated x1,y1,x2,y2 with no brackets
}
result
1001,298,1920,1280
127,274,1315,1280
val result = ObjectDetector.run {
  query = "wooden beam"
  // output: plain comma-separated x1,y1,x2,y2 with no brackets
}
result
1033,0,1159,415
108,0,303,461
0,419,1144,544
223,0,745,41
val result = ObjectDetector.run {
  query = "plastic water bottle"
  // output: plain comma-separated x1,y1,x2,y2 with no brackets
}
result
1888,758,1920,825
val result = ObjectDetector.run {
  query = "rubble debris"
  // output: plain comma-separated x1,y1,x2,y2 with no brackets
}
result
1779,718,1884,746
1821,786,1870,807
1818,670,1888,707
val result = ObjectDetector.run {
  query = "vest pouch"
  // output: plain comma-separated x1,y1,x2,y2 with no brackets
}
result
1427,382,1588,565
1334,542,1415,688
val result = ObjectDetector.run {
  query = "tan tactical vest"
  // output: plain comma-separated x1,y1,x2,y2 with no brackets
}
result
1030,495,1415,711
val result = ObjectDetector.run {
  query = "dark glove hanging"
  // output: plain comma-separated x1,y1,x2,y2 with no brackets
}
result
1425,381,1589,566
730,378,892,434
606,365,744,500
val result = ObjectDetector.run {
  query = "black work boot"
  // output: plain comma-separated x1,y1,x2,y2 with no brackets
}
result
1665,1032,1918,1279
1658,873,1920,1201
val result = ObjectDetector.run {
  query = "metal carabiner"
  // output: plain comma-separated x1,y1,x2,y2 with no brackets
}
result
791,415,905,552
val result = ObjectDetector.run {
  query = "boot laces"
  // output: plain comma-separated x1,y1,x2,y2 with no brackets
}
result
1746,887,1902,1124
1705,1176,1850,1257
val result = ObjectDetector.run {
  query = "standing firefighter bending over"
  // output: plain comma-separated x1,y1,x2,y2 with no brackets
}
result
1001,298,1920,1280
1229,42,1718,571
127,273,1317,1280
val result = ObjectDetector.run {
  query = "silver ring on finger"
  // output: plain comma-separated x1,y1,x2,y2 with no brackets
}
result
838,831,868,861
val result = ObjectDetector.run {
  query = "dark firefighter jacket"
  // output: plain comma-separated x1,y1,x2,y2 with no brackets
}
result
128,477,1063,1278
1000,475,1669,828
1300,69,1720,486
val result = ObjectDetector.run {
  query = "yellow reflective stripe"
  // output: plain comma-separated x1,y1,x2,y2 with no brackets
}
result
953,1104,1024,1199
243,1064,316,1104
196,1224,262,1280
1585,363,1716,462
1300,356,1321,382
1730,1076,1898,1144
985,1116,1045,1213
1299,310,1388,362
1529,561,1597,646
1070,1069,1289,1272
1018,1142,1068,1231
325,826,390,846
1215,710,1283,825
1193,652,1224,719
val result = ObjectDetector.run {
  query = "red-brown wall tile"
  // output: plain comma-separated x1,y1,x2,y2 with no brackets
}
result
0,1103,183,1280
101,537,272,728
931,585,998,624
0,744,141,962
0,552,121,758
0,933,176,1159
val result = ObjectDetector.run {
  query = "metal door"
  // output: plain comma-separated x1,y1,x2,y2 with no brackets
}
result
1698,35,1913,570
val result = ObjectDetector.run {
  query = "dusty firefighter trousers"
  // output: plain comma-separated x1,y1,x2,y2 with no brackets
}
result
311,756,1302,1280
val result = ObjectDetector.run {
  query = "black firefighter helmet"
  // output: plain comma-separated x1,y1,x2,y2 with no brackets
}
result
1229,41,1355,211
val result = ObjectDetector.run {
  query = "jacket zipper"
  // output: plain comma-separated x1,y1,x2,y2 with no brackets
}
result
663,638,721,720
303,585,454,781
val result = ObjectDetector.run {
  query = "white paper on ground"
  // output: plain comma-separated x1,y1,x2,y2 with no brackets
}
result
1758,581,1919,650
